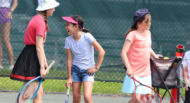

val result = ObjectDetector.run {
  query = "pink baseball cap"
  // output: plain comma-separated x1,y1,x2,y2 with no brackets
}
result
62,17,83,29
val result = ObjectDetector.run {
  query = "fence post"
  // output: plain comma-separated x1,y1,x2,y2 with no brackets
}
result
170,44,184,103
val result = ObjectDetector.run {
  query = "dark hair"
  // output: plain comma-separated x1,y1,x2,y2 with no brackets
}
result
41,10,50,31
125,14,151,38
71,15,90,33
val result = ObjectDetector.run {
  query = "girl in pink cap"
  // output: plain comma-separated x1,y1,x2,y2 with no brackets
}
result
62,15,105,103
10,0,59,103
121,9,158,103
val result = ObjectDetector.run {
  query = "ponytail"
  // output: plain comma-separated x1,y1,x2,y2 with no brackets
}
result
82,28,90,33
71,15,90,33
41,10,50,31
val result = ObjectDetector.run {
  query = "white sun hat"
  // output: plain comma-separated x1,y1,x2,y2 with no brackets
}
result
36,0,59,11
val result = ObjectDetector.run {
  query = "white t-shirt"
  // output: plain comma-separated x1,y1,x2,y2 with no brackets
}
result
182,51,190,86
0,0,12,8
64,32,95,70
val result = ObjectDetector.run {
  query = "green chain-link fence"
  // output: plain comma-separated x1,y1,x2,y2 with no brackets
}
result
0,0,190,96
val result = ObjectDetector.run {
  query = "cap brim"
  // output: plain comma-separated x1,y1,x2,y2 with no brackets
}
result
62,17,78,24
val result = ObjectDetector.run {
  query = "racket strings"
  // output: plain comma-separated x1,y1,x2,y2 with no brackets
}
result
136,85,161,103
176,63,189,83
138,93,161,103
19,82,39,102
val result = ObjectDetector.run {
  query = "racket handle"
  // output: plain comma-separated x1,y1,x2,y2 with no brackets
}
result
66,84,70,95
45,60,55,73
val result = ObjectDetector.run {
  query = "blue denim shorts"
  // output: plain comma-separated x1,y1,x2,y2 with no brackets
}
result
71,65,95,83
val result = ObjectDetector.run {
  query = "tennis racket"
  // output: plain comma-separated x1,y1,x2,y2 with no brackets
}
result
175,59,189,101
65,84,71,103
176,59,190,85
132,77,162,103
17,60,55,103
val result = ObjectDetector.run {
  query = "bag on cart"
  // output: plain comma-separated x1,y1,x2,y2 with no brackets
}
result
150,56,183,89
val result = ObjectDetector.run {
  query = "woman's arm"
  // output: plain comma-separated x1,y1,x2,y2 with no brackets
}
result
121,40,133,77
65,49,73,88
36,35,47,78
150,48,158,58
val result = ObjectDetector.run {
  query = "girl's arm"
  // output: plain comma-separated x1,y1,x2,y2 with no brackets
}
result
87,40,105,75
65,49,73,88
36,35,47,78
6,0,17,19
150,48,158,58
92,40,105,70
10,0,18,12
120,40,133,77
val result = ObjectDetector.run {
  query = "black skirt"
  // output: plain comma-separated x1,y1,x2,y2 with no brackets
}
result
10,45,41,82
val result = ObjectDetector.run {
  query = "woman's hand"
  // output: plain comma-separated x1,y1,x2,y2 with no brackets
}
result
65,78,72,88
6,11,13,19
86,66,98,75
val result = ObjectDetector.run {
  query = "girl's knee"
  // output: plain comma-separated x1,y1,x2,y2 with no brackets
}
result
73,94,81,102
34,89,43,99
73,94,81,100
84,95,92,102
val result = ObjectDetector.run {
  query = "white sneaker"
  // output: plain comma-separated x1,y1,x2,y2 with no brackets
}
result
9,66,14,70
0,66,3,69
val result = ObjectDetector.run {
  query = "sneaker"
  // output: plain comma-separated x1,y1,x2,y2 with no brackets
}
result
0,66,3,69
9,66,14,70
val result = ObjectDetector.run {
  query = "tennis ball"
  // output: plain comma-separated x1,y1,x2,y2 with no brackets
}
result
163,57,169,60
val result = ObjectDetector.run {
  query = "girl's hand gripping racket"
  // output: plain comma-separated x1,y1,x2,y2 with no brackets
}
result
65,84,71,103
132,77,162,103
17,60,55,103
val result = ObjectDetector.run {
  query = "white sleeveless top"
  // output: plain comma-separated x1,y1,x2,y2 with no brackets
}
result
0,0,12,8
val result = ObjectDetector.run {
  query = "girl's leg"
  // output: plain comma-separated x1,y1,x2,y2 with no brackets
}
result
0,24,3,67
33,83,43,103
83,81,93,103
128,93,139,103
15,82,28,103
72,82,82,103
0,35,2,67
2,22,14,66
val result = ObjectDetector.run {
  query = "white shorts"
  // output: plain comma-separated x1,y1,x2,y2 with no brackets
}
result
121,75,152,94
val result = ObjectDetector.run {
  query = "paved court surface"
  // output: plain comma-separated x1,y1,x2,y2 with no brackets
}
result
0,92,181,103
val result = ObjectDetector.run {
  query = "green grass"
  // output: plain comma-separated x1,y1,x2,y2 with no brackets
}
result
0,67,186,97
0,77,186,98
0,77,125,95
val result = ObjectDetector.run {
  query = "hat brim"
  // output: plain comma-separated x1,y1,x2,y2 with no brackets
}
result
62,17,78,24
36,1,59,11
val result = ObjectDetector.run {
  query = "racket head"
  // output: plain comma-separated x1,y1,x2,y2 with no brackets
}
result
133,77,162,103
17,77,43,103
176,59,190,85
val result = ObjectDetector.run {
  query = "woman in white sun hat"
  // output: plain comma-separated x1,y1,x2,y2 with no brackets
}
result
10,0,59,103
